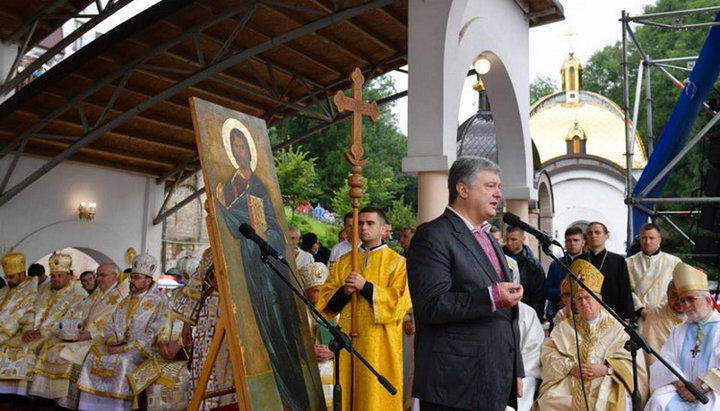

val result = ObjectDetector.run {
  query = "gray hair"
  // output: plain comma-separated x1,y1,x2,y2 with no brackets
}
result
97,262,121,275
448,156,500,204
288,225,300,235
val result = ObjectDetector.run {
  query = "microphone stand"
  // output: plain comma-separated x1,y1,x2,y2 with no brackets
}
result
253,246,396,410
538,240,708,409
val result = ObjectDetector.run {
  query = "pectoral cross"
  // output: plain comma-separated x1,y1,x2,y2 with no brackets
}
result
691,343,701,358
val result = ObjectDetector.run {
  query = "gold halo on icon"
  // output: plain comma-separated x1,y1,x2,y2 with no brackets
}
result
221,118,257,172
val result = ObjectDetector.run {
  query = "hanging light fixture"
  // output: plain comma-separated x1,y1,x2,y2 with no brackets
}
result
78,202,97,221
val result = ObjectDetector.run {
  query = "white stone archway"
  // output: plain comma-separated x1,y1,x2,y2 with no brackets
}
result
403,0,535,223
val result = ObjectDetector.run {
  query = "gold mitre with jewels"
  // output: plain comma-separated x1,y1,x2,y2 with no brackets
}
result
49,251,72,273
673,262,708,293
565,259,604,294
1,252,26,276
299,262,329,290
132,253,159,281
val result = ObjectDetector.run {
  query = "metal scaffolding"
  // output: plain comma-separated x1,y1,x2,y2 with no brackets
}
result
621,6,720,257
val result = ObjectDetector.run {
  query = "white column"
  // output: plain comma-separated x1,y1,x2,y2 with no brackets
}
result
404,0,536,223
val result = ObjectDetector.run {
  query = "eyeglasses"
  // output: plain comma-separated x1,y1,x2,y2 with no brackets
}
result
678,296,704,305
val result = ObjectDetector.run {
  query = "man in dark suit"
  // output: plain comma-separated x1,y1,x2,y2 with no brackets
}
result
407,156,525,410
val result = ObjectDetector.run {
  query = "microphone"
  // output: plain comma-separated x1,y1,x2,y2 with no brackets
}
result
239,223,286,262
502,212,562,248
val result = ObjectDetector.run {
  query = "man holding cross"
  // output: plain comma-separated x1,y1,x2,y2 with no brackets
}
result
316,206,412,411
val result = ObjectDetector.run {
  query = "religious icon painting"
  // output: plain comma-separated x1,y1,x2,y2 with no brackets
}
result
190,97,324,410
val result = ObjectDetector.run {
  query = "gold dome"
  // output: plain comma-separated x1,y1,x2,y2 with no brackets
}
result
565,121,587,141
532,51,647,169
530,90,647,169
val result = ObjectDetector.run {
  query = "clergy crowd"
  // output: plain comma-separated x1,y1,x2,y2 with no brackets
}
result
0,155,718,411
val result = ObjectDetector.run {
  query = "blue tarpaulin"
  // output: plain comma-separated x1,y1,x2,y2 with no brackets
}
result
631,12,720,238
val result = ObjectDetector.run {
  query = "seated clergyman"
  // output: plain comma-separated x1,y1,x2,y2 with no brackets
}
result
0,252,86,397
29,262,128,409
645,263,720,410
535,259,648,410
77,253,168,411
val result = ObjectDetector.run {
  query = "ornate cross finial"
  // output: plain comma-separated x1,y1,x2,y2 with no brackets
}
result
332,68,380,341
565,25,579,54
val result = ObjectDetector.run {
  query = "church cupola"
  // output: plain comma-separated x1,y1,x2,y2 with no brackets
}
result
560,52,583,104
565,121,587,155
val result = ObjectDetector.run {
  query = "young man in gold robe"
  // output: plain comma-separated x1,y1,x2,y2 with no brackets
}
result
316,206,412,411
0,251,86,397
536,259,648,410
29,262,128,408
627,223,681,322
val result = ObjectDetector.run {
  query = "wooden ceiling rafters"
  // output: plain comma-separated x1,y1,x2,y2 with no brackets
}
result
0,0,563,216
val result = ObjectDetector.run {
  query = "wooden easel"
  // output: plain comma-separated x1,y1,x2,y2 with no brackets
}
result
188,212,251,411
332,67,379,410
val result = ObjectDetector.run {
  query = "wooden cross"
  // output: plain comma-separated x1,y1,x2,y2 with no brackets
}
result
332,66,379,411
332,67,380,341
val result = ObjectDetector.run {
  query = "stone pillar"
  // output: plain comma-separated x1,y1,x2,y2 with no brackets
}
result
417,171,448,223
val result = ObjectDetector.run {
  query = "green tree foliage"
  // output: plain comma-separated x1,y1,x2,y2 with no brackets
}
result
273,146,321,212
582,42,631,107
329,181,371,218
271,76,417,214
530,76,557,103
386,196,417,237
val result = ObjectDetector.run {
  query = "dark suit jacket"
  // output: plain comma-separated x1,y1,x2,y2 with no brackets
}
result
407,209,523,410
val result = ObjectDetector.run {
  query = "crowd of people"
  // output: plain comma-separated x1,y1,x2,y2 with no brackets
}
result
0,155,717,411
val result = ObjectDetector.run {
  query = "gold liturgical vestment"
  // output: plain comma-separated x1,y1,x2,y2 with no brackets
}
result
0,276,38,346
639,302,685,366
77,285,168,404
29,280,128,408
130,287,191,411
0,281,86,394
536,311,649,410
316,245,412,411
627,252,681,311
171,250,237,410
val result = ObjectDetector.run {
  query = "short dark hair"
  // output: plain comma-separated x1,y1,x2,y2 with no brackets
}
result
587,221,609,234
640,223,662,236
506,226,525,235
359,206,388,224
448,156,500,204
28,263,45,276
80,270,95,279
488,225,500,234
564,226,584,237
343,212,353,224
301,232,318,251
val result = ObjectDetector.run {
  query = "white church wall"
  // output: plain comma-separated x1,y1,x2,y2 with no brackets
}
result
551,168,628,254
405,0,534,220
0,155,163,267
